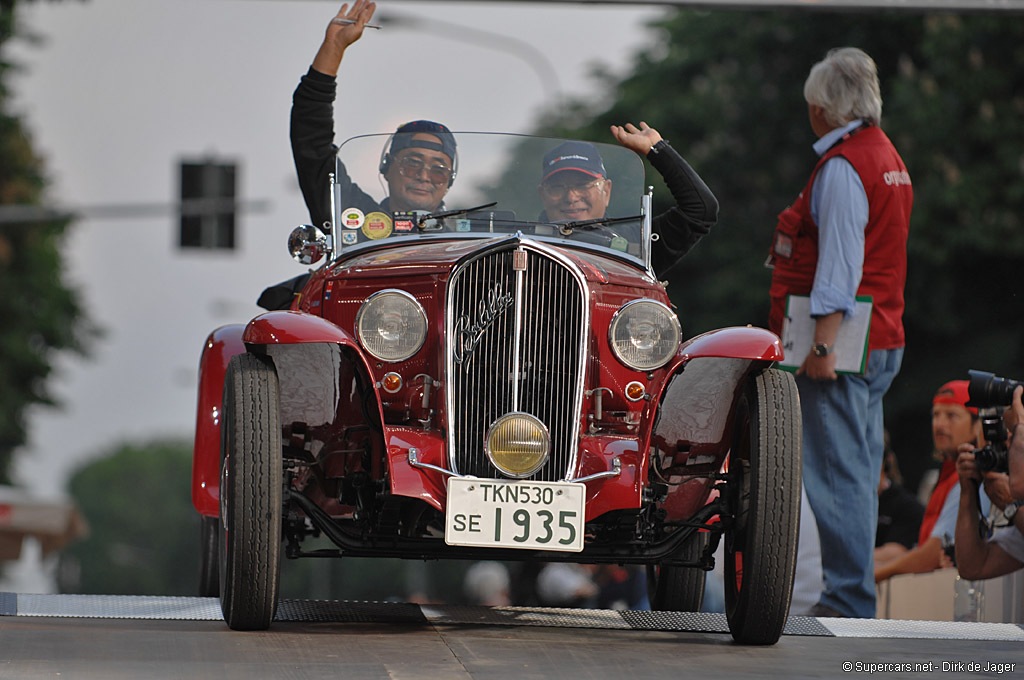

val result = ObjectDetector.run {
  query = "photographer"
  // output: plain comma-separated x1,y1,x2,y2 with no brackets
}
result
874,380,990,583
954,384,1024,579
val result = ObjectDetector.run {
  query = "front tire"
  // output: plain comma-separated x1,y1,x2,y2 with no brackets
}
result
218,353,282,630
646,532,707,612
724,368,801,645
199,515,219,597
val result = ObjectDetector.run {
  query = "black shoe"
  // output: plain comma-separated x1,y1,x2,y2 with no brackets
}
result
804,602,848,618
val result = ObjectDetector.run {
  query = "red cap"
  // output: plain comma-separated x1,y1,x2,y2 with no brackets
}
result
933,380,977,415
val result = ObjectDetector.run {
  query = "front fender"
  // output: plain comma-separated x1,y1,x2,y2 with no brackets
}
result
675,326,783,368
246,311,383,435
243,310,361,349
645,326,781,522
191,324,246,517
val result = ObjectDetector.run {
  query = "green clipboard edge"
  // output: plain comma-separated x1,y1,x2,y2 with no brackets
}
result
777,294,873,376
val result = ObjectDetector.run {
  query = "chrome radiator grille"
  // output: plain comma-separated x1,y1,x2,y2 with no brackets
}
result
446,243,587,481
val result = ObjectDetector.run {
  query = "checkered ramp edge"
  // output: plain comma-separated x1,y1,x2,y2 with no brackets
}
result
2,593,1023,641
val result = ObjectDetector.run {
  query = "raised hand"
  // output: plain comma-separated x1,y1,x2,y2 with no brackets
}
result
610,121,664,156
313,1,377,76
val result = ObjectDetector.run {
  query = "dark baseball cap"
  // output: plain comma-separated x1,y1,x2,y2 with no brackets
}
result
541,141,607,182
389,120,457,165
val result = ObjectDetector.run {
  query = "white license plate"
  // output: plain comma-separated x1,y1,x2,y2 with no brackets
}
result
445,478,585,552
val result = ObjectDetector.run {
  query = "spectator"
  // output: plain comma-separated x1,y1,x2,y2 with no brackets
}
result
875,380,991,582
592,565,648,611
535,563,598,608
766,47,913,617
463,561,511,607
875,443,925,564
954,385,1024,579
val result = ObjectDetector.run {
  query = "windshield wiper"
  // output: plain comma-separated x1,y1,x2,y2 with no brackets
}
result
417,202,499,231
552,213,643,236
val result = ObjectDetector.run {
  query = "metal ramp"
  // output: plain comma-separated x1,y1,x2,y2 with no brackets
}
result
3,593,1023,641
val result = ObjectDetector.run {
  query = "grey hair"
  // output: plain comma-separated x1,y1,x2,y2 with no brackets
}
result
804,47,882,127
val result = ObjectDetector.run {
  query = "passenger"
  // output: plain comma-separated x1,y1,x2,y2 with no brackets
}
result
538,125,719,277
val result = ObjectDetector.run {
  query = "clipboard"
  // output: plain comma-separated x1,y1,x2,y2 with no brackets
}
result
779,295,872,375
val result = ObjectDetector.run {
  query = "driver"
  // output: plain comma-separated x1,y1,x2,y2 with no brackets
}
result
261,1,454,310
291,1,454,228
538,122,719,278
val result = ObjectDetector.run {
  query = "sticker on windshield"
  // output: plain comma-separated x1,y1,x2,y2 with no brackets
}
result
456,219,472,232
342,208,365,229
341,232,358,245
363,212,394,240
393,211,416,232
610,235,629,252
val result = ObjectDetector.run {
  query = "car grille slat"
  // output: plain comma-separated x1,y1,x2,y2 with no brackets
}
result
447,244,586,481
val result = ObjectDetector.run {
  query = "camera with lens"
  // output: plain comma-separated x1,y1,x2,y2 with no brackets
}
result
966,370,1023,473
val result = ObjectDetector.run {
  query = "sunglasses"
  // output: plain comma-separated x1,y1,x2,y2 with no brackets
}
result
395,155,453,185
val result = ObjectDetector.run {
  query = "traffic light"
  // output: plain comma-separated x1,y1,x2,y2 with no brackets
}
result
179,160,236,250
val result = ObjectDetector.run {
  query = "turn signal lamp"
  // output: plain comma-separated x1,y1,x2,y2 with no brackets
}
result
381,372,403,393
625,381,646,402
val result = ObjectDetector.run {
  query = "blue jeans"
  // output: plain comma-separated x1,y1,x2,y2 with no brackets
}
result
796,346,904,618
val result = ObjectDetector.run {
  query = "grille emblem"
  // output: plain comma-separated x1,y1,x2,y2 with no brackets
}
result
453,283,515,364
512,249,528,271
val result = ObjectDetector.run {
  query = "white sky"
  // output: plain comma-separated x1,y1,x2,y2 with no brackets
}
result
6,0,667,499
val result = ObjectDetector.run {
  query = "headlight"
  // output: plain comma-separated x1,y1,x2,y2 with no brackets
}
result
355,289,428,362
608,299,681,371
485,412,550,478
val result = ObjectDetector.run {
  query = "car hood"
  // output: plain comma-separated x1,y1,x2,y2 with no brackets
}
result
327,238,657,289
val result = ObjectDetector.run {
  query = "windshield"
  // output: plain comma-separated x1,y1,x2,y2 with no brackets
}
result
331,132,649,269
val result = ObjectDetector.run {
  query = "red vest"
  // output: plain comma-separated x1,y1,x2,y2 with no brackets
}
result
768,125,913,351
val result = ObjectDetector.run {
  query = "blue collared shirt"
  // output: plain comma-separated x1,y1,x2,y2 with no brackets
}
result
809,120,869,318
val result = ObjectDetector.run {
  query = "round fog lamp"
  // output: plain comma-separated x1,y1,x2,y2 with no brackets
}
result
485,412,550,478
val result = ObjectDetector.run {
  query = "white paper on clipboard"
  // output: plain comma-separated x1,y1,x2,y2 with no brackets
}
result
779,295,872,375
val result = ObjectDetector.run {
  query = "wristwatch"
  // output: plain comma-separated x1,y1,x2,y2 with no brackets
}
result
1003,501,1020,523
811,342,834,357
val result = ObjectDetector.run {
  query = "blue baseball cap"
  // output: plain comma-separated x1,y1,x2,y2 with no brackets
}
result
541,141,607,182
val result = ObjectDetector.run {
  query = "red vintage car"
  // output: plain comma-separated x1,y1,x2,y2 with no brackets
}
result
191,132,801,644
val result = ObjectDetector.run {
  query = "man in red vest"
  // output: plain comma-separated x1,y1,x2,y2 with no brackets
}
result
874,380,990,583
767,47,913,618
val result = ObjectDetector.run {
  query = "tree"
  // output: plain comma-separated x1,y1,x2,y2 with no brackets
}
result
59,440,200,595
0,0,93,484
542,9,1024,490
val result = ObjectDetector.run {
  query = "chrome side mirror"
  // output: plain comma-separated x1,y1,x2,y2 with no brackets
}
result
288,225,328,265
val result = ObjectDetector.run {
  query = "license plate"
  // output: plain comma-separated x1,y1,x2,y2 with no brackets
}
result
445,478,585,552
